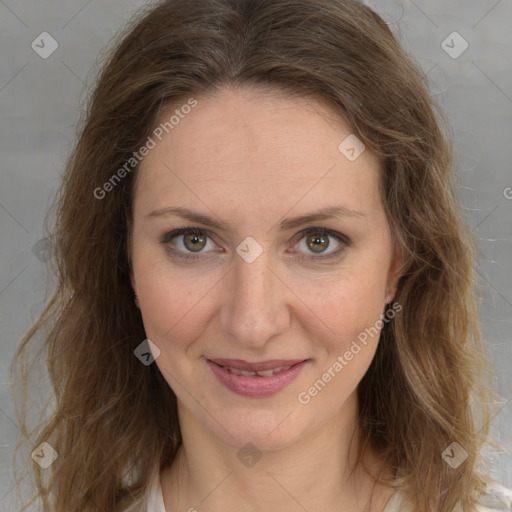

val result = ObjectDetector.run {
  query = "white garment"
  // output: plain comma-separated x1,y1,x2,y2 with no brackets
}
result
381,481,512,512
146,469,167,512
134,467,512,512
382,487,512,512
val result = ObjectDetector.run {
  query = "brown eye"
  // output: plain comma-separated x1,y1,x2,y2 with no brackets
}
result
161,228,216,259
306,233,330,253
183,232,207,252
291,227,350,260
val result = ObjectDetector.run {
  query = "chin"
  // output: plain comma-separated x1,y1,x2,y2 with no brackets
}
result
209,407,309,453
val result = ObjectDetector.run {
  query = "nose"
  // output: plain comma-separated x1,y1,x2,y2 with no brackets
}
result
218,250,291,350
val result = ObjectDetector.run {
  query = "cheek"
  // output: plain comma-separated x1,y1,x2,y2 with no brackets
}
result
311,275,388,395
133,252,218,350
313,262,389,346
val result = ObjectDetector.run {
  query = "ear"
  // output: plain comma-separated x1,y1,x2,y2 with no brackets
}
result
130,270,136,294
127,228,140,308
385,246,405,304
130,269,140,308
130,276,140,309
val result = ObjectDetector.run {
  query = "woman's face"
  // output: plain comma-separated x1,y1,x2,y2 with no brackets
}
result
130,87,402,451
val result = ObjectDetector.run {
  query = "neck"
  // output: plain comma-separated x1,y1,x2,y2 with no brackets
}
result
161,393,394,512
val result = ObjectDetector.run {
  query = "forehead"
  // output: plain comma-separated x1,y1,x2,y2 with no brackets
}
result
134,87,382,218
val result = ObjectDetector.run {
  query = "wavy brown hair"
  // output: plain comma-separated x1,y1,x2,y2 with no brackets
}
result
10,0,496,510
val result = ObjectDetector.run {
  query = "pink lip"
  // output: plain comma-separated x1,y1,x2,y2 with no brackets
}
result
208,358,305,372
207,358,309,397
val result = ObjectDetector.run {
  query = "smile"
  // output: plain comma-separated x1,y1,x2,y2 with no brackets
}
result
218,364,293,377
206,358,310,397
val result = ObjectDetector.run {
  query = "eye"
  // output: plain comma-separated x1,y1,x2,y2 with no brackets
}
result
290,227,350,260
160,227,218,260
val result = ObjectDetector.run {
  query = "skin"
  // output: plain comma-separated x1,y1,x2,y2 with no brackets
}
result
130,86,404,512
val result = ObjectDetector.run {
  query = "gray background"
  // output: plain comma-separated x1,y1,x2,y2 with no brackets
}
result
1,0,511,510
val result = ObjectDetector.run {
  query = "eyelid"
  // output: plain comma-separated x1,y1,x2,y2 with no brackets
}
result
160,227,217,246
292,227,351,247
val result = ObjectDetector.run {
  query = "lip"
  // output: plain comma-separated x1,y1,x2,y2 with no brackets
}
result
207,358,310,397
208,358,306,372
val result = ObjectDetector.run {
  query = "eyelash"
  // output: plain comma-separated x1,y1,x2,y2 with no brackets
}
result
160,227,351,262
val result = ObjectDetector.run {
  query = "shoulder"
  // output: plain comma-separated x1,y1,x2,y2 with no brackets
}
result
384,481,512,512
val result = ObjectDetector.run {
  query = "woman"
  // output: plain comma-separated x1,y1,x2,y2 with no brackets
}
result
11,0,510,511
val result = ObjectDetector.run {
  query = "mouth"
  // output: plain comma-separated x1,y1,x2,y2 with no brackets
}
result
209,358,304,376
206,358,310,397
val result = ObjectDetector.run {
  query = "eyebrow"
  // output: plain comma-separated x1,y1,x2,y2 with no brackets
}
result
147,205,366,231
